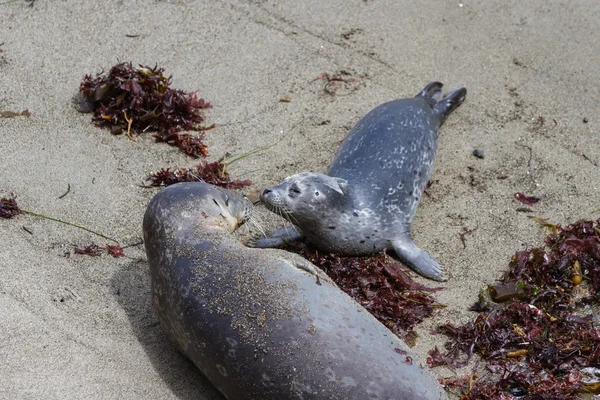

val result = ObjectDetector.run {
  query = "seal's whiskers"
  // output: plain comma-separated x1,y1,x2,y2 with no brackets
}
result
247,216,267,238
277,205,301,234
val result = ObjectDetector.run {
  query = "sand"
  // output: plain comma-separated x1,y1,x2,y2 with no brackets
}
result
1,0,599,399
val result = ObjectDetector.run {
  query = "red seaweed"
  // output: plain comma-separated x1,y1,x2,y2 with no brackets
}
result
148,160,252,190
0,194,21,219
429,219,600,399
75,243,126,258
514,192,540,206
312,70,359,95
106,244,125,258
74,244,103,256
291,244,443,339
79,62,211,157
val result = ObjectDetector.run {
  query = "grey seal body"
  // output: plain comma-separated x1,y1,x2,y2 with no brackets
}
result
258,82,467,281
143,182,446,400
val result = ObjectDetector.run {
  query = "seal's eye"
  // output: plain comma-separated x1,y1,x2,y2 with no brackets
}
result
212,199,219,207
289,185,301,195
224,195,230,207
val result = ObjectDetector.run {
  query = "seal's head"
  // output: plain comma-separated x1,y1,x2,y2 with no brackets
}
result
260,172,348,222
200,184,252,233
144,182,252,237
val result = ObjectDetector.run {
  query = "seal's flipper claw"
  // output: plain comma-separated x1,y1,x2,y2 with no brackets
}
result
246,225,304,249
391,235,447,282
416,81,444,102
434,87,467,126
247,236,285,248
289,258,335,285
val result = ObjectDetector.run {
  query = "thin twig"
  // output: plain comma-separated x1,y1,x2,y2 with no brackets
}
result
459,226,477,249
123,111,136,141
582,153,598,167
58,183,71,199
516,143,533,167
20,209,119,243
122,240,144,249
224,144,275,165
0,109,31,118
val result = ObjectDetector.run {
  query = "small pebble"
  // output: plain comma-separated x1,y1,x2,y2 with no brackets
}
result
71,92,95,113
473,149,485,159
583,117,588,123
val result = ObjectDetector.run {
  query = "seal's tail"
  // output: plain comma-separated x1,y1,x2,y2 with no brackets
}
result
416,82,467,126
433,87,467,126
416,81,444,105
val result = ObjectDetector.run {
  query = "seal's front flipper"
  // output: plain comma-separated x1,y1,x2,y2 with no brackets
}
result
391,234,447,281
434,87,467,126
246,225,304,248
287,257,335,285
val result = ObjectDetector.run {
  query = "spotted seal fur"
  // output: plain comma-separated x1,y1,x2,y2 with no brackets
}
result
143,182,446,399
256,82,467,281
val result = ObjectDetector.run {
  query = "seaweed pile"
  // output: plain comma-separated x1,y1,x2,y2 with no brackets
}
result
148,160,252,190
79,62,212,157
79,62,253,187
429,219,600,399
292,244,443,342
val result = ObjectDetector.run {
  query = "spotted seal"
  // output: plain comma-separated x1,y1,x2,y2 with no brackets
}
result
143,182,446,400
256,82,467,281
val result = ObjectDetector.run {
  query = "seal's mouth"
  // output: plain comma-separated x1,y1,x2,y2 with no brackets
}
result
260,189,288,213
238,197,252,227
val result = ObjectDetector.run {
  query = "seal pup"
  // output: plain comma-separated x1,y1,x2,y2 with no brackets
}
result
143,182,446,400
256,82,467,281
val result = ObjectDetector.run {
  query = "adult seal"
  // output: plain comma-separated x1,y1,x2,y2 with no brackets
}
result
143,182,446,400
257,82,467,281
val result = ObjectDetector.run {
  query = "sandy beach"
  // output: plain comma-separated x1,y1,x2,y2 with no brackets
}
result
1,1,599,398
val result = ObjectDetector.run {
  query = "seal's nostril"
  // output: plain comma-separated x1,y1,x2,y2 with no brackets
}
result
262,188,272,196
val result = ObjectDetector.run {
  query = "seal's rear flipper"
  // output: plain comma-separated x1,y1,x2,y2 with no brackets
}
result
247,225,304,248
391,235,447,281
434,87,467,126
416,82,444,105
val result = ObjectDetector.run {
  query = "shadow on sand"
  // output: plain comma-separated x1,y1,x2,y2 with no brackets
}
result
111,259,225,400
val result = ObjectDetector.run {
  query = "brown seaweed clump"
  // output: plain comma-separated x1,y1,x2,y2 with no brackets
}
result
429,219,600,399
79,62,212,157
292,244,443,343
0,194,21,219
147,160,252,190
75,243,125,258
